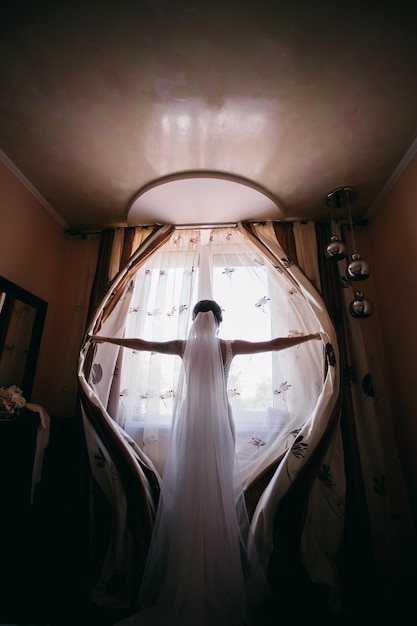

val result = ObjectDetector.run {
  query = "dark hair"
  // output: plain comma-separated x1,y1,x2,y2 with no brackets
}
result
192,300,223,325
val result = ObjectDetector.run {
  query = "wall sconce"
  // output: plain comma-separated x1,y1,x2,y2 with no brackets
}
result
326,186,373,317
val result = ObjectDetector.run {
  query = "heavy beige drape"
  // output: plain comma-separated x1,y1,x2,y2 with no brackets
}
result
79,225,174,608
315,222,417,585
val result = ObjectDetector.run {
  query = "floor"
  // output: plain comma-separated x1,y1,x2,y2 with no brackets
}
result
0,415,122,626
1,416,415,625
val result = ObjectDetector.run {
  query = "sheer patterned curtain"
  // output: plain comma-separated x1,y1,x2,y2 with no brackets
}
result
101,226,327,486
114,229,201,474
241,222,344,595
85,224,344,605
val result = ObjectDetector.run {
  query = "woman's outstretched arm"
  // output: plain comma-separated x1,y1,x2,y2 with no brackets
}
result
231,332,321,356
90,335,184,356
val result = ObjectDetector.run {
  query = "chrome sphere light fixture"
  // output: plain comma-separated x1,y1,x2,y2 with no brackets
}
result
326,186,373,318
325,234,348,262
346,252,371,281
325,187,348,261
349,291,374,318
343,187,371,282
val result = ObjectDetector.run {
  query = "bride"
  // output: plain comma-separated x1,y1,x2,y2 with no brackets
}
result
91,299,321,626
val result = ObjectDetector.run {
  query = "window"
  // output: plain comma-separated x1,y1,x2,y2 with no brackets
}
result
99,226,321,480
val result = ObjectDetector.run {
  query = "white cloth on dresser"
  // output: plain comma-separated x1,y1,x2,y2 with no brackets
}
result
26,402,51,504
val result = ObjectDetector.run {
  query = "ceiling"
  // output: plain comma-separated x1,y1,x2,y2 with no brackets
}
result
1,1,417,231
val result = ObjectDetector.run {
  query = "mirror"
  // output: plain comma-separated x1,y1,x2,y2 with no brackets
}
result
0,276,47,401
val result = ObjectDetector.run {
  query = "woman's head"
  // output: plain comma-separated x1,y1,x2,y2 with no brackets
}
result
192,300,223,325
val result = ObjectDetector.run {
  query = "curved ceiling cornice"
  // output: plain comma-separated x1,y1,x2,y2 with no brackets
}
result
127,171,284,226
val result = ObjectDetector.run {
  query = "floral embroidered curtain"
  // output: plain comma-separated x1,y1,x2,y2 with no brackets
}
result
79,222,344,611
78,219,416,614
105,226,330,486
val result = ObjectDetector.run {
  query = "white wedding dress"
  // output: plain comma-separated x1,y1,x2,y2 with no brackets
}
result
116,311,271,626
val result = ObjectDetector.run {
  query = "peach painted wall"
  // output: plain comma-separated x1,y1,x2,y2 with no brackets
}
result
0,160,99,416
366,153,417,524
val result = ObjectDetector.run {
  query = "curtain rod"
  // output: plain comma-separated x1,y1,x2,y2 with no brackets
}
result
175,222,238,230
67,218,369,237
66,222,239,236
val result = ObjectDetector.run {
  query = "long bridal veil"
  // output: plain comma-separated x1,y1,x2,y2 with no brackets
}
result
118,311,270,625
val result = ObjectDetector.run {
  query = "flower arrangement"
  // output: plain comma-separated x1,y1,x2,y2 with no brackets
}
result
0,384,26,416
